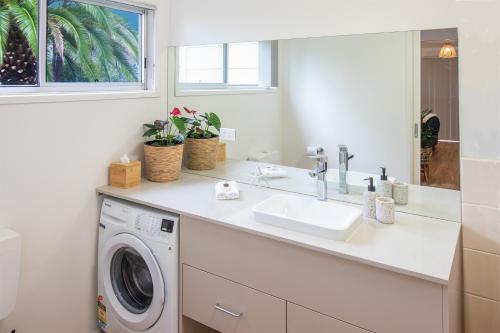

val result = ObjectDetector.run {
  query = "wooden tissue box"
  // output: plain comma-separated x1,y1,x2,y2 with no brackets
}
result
218,142,226,162
109,161,141,188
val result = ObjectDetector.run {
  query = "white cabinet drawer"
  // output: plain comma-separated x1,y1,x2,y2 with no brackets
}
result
182,264,286,333
181,216,443,332
287,303,371,333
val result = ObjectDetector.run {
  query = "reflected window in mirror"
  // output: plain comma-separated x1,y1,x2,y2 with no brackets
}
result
178,44,225,84
176,41,278,93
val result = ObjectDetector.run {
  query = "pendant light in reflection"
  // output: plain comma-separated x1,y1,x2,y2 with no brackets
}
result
439,41,457,58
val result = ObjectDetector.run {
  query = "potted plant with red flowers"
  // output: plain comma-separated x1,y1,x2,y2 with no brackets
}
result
182,107,222,170
143,107,187,182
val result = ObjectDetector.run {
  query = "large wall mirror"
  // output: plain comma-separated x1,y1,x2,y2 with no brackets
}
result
168,28,461,222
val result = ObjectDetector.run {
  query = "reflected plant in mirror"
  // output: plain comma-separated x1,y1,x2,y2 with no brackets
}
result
178,107,223,171
169,28,462,222
182,107,221,139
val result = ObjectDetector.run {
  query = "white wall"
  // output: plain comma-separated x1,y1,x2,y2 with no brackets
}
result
169,0,500,160
0,1,169,332
167,48,283,160
280,33,412,181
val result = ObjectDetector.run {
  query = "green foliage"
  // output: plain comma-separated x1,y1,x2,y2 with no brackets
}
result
7,0,38,55
0,0,140,83
46,1,139,82
182,107,221,139
421,108,437,148
0,8,10,60
0,0,38,61
143,116,188,147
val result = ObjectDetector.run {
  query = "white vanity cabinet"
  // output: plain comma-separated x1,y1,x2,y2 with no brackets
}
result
180,215,462,333
182,264,286,333
287,303,370,333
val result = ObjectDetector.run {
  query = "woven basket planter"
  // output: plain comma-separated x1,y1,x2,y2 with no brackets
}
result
185,137,219,170
144,142,184,182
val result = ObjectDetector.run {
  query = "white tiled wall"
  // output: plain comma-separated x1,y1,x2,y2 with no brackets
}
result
462,158,500,333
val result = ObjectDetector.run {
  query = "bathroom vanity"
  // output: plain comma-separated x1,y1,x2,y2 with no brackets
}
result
98,26,464,333
97,172,462,333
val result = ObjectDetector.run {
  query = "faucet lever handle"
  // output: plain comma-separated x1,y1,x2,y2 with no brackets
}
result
348,154,354,160
309,169,318,178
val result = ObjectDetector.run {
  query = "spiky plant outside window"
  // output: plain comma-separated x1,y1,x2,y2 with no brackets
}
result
0,0,39,85
0,0,140,85
46,0,140,83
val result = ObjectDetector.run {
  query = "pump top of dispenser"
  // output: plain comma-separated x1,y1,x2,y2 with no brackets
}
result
365,177,376,192
380,167,388,181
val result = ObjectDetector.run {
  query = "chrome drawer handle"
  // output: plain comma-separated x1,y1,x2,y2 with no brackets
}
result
215,303,243,317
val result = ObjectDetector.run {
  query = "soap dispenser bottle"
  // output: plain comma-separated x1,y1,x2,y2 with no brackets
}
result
377,167,393,198
363,177,378,219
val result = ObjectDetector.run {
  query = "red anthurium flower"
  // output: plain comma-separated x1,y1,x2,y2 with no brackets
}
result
171,107,181,116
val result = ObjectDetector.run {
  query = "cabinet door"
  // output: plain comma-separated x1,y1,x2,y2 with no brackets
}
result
183,264,286,333
287,303,371,333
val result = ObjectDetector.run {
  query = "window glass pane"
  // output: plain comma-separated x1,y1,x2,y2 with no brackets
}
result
46,0,141,83
228,69,258,85
0,0,39,86
178,44,223,84
227,42,258,85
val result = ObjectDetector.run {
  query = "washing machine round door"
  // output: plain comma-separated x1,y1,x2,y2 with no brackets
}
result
102,233,165,331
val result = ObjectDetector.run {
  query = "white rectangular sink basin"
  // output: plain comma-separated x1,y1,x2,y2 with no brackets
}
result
253,194,362,241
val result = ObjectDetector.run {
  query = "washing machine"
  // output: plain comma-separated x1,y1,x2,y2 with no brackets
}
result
97,197,178,333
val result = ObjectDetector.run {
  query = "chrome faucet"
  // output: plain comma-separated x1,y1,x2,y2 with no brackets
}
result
338,145,354,194
307,147,328,201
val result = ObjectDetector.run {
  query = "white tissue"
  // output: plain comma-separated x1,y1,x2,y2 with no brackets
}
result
259,166,287,179
215,181,239,200
306,146,319,156
120,154,131,164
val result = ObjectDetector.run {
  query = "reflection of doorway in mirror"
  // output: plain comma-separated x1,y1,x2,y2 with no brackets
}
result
419,28,460,190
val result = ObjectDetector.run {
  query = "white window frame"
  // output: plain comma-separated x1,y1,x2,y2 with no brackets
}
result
0,0,156,94
175,41,278,96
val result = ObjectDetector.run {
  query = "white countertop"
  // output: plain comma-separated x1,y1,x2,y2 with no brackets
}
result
182,159,462,222
97,173,461,285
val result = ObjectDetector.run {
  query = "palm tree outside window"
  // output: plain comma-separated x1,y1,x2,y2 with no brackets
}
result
0,0,154,90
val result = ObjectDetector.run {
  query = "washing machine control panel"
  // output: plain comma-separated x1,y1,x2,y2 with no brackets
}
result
135,213,177,241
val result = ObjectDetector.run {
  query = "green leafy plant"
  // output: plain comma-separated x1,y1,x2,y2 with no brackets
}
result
0,0,39,85
0,0,140,85
421,108,437,148
143,108,187,146
46,0,140,83
182,107,221,139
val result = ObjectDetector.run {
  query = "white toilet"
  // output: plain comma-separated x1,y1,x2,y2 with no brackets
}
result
0,228,21,320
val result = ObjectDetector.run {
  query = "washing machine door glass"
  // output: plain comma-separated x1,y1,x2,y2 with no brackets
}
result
103,233,165,331
111,247,153,314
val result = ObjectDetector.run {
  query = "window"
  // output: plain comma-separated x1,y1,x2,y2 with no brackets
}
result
0,0,155,92
177,40,278,93
0,0,39,86
178,44,224,84
227,42,259,85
